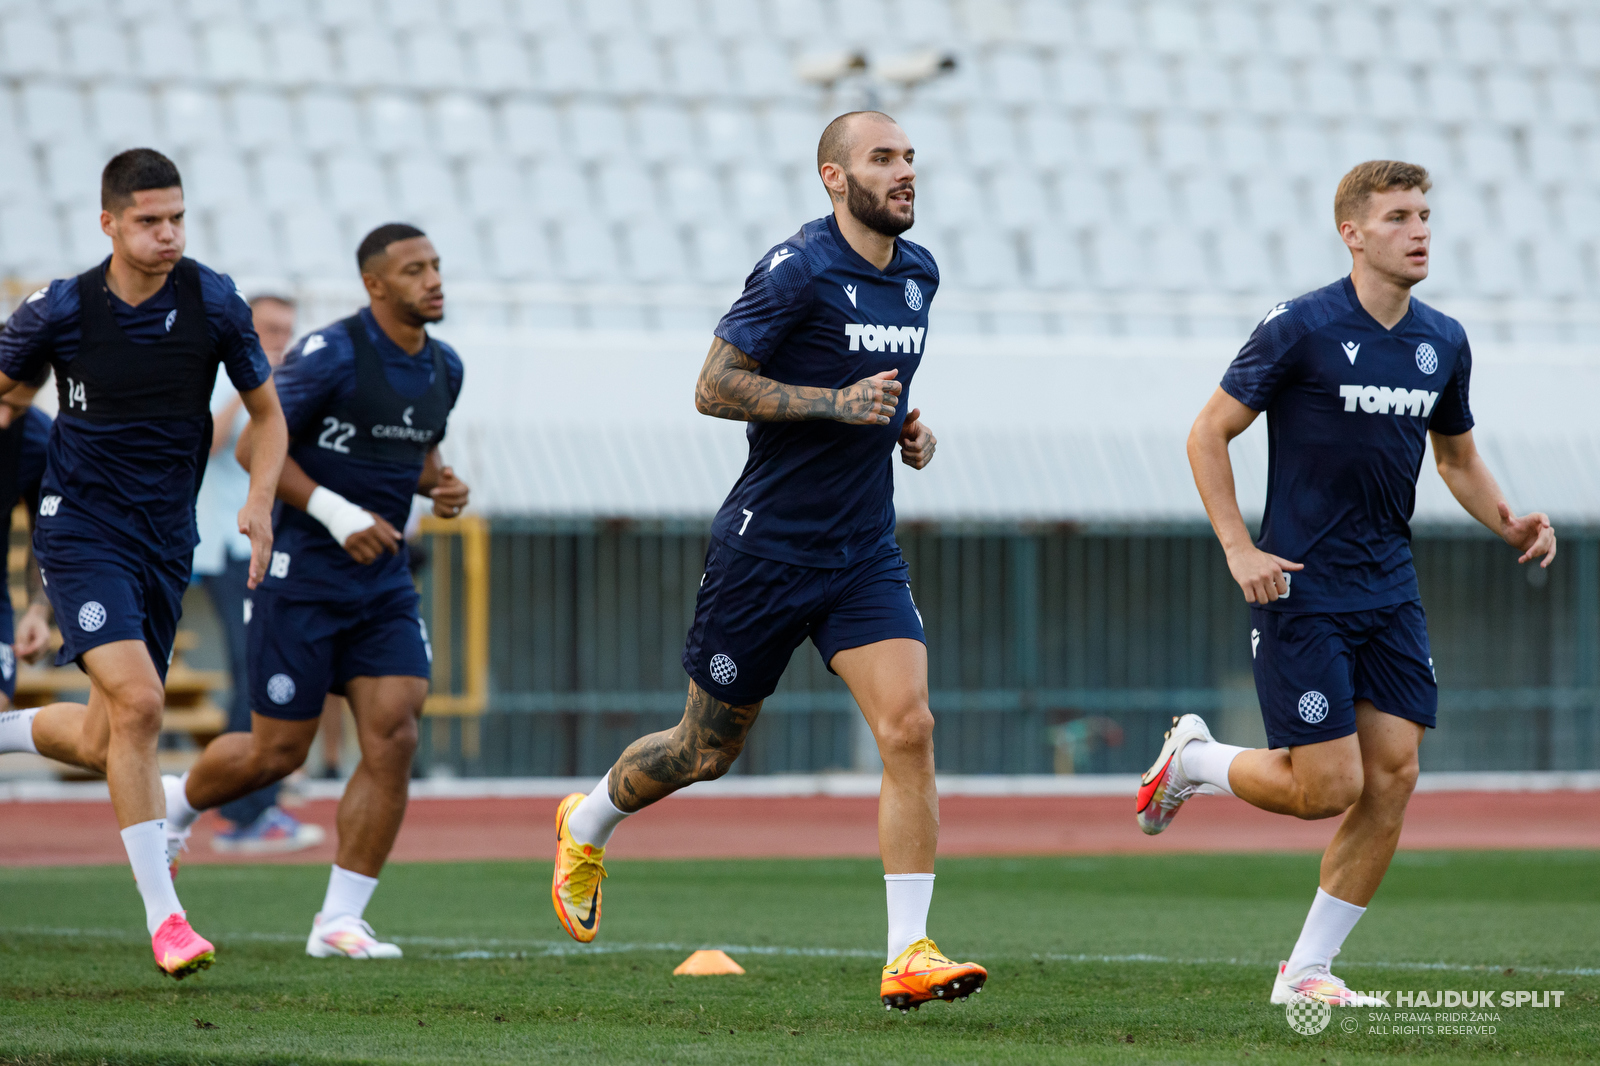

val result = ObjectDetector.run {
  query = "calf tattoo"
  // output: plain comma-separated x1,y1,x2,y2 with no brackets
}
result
607,683,763,812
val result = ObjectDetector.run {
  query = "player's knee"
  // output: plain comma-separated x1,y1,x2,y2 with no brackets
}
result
1366,750,1420,802
1298,776,1364,819
687,732,744,782
258,737,311,782
874,702,934,760
103,682,165,736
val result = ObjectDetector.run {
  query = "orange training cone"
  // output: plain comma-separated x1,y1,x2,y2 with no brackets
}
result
673,949,745,975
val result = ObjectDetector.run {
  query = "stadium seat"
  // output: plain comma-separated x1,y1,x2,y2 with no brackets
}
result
1531,235,1586,299
131,19,203,83
539,31,604,94
556,217,621,282
185,147,254,210
528,159,592,220
1423,66,1478,125
727,39,792,99
1015,0,1075,45
256,150,322,212
1498,185,1554,241
1216,117,1270,175
271,26,340,87
990,47,1049,107
1057,170,1113,229
1182,173,1234,230
91,84,159,155
1543,71,1598,127
1466,237,1523,298
469,33,536,93
1215,228,1275,293
1277,122,1335,181
1210,4,1270,59
1510,10,1563,65
727,164,794,226
464,157,526,218
690,222,752,283
0,205,62,278
1147,2,1205,57
1239,175,1298,236
394,153,458,216
595,161,657,223
230,90,297,152
319,0,384,31
1122,170,1176,230
201,22,271,83
1485,71,1539,126
1460,128,1518,184
568,101,629,163
990,171,1044,230
502,99,561,161
1055,54,1112,109
297,90,363,154
324,151,394,217
65,21,132,79
1118,54,1174,112
1267,5,1322,60
700,104,760,165
669,37,733,98
1175,57,1234,113
1364,67,1425,123
770,0,829,46
896,107,958,169
402,29,470,92
622,219,691,283
1390,9,1451,59
1525,126,1581,185
1149,229,1209,292
482,211,553,282
957,229,1023,289
366,93,427,155
1084,113,1142,171
386,0,446,33
606,35,666,97
919,168,986,228
1329,6,1385,63
211,208,282,277
1304,61,1360,120
338,27,405,89
764,105,822,167
1451,9,1503,67
1027,221,1087,288
433,94,495,160
1239,61,1295,118
0,16,63,78
282,206,348,278
62,202,109,265
40,141,100,210
963,106,1020,168
661,163,722,224
642,0,702,38
1396,124,1455,182
705,0,763,38
20,83,87,148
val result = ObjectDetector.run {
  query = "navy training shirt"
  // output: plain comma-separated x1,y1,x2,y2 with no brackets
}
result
709,215,937,569
0,259,270,559
267,308,464,599
1220,276,1474,614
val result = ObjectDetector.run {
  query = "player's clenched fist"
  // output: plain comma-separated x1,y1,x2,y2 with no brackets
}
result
1225,543,1303,604
342,512,403,565
833,369,901,425
898,408,936,469
430,465,470,518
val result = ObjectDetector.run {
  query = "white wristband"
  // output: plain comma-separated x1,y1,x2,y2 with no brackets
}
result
306,486,375,547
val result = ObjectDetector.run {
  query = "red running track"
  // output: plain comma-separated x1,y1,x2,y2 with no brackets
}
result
1,791,1595,867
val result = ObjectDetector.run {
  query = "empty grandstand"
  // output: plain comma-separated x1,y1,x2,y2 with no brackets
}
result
2,0,1600,341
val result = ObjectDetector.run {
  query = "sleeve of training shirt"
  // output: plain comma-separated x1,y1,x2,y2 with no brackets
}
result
0,279,74,382
1219,304,1311,412
274,329,355,437
1429,332,1475,436
711,242,818,365
198,268,272,393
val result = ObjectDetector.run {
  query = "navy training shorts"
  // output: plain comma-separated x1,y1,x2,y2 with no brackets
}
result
247,582,432,721
35,525,188,683
1249,599,1438,749
681,538,926,705
0,603,15,700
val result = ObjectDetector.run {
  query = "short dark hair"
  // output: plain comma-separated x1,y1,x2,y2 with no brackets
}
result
357,223,428,272
101,148,182,212
248,293,296,310
816,110,898,173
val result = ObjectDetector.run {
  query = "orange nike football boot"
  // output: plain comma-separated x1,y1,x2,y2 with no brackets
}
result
551,792,607,943
880,937,987,1011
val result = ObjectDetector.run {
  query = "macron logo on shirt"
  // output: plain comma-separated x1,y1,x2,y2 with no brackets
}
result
844,323,926,354
768,248,794,271
302,334,327,355
1339,385,1439,417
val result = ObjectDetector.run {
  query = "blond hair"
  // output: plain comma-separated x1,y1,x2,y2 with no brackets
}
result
1334,161,1432,227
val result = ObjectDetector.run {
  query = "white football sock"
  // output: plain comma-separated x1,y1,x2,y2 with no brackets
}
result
565,775,629,847
885,873,936,961
121,819,183,935
165,772,201,831
1285,887,1366,976
0,707,39,754
1181,739,1248,795
321,864,379,923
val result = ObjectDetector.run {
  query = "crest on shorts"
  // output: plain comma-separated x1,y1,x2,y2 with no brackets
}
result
1297,691,1329,724
267,673,297,705
709,654,738,685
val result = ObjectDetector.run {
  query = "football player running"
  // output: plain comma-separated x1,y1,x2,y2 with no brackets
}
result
550,112,987,1012
1140,161,1556,1006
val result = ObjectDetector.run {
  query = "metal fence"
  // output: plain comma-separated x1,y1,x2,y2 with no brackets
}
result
414,519,1600,777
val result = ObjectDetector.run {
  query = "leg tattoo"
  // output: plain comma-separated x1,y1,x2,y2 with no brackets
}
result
608,684,762,812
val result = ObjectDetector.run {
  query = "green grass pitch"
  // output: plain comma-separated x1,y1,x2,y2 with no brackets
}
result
1,851,1597,1064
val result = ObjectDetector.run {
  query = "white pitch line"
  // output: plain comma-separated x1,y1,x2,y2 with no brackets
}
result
3,926,1595,975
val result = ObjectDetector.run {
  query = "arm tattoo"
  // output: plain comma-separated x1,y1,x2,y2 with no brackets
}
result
607,683,763,812
694,337,888,424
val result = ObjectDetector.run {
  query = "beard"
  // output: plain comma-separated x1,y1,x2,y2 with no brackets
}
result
397,295,444,325
846,172,914,237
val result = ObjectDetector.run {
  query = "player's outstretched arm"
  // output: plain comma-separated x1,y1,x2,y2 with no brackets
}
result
417,446,470,518
235,380,289,588
1188,387,1303,603
693,337,901,425
898,408,937,469
1431,429,1557,567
